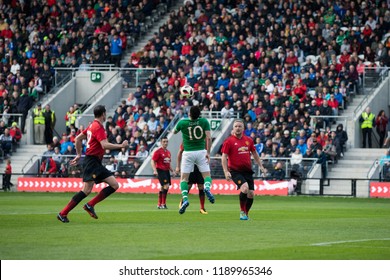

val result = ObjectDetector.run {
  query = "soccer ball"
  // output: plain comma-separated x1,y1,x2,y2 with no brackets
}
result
180,85,194,98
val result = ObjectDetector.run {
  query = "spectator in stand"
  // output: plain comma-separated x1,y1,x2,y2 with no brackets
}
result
270,161,286,181
69,129,77,143
40,64,54,93
16,88,33,134
43,104,56,145
64,105,77,135
376,110,388,148
52,146,63,167
0,128,13,157
9,122,22,152
136,144,149,160
33,73,43,96
60,135,75,155
40,156,58,177
314,147,328,179
52,136,61,150
110,32,122,67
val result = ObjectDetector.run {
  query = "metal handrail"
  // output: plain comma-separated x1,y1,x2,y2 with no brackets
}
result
20,153,148,175
0,113,23,126
208,155,318,179
367,158,380,179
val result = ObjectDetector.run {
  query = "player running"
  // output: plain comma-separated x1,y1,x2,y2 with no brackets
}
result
57,105,128,223
151,137,173,209
221,119,266,220
173,106,214,214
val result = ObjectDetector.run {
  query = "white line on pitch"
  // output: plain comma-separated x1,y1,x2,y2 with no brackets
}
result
312,238,390,246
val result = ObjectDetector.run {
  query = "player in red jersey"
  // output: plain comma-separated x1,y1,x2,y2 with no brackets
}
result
151,137,173,209
176,143,208,214
221,119,266,220
57,105,128,223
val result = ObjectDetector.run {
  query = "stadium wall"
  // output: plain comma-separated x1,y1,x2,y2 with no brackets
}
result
74,71,118,105
76,77,123,129
353,74,390,148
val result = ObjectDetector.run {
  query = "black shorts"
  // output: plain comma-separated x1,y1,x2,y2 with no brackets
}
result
188,165,204,185
82,155,113,183
230,170,255,191
157,169,171,186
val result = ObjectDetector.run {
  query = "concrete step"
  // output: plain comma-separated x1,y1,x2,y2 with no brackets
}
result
0,144,47,175
327,170,368,179
342,148,383,160
334,162,372,169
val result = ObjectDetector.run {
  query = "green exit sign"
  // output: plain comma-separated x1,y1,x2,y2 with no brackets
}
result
91,72,102,82
210,119,221,131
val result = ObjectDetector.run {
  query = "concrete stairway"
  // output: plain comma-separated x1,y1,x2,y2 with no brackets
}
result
120,1,182,67
0,137,47,190
325,148,384,197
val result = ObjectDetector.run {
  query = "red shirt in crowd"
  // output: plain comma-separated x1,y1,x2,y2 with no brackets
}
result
221,134,256,173
40,158,57,174
83,119,107,159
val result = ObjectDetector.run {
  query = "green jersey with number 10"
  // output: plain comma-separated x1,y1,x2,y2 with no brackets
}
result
174,117,210,152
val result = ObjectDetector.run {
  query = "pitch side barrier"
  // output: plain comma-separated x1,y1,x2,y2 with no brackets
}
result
8,155,382,198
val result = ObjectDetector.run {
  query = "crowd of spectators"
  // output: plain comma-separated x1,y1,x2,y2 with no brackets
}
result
116,0,389,178
0,0,167,168
3,0,390,179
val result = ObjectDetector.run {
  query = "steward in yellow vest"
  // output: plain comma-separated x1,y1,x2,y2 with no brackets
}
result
359,107,375,148
33,103,46,144
33,104,45,125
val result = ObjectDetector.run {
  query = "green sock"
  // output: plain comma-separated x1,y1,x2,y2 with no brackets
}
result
204,176,212,191
180,181,189,202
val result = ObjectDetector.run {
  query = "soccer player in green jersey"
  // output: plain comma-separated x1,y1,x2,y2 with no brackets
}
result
174,106,214,214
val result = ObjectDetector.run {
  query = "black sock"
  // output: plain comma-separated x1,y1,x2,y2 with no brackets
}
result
102,186,116,196
246,198,254,214
72,191,87,204
239,192,247,212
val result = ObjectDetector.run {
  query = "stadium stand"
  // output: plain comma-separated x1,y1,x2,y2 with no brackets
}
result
1,0,390,191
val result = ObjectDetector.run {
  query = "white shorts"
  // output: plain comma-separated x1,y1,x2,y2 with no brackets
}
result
181,150,210,174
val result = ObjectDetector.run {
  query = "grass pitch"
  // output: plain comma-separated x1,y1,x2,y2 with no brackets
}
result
0,192,389,260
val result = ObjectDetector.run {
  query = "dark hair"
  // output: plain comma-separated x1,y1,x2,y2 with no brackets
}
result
94,105,106,118
189,106,201,120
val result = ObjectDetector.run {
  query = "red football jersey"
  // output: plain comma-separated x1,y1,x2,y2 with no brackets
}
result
152,147,171,170
5,163,12,174
221,134,256,172
83,120,107,159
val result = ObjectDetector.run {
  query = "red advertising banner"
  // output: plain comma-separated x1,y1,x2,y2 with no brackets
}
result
370,182,390,198
17,178,289,196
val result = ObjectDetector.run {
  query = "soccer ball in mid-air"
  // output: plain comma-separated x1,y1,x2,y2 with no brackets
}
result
180,85,194,98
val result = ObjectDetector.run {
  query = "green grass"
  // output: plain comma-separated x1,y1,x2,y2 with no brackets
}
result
0,192,389,260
